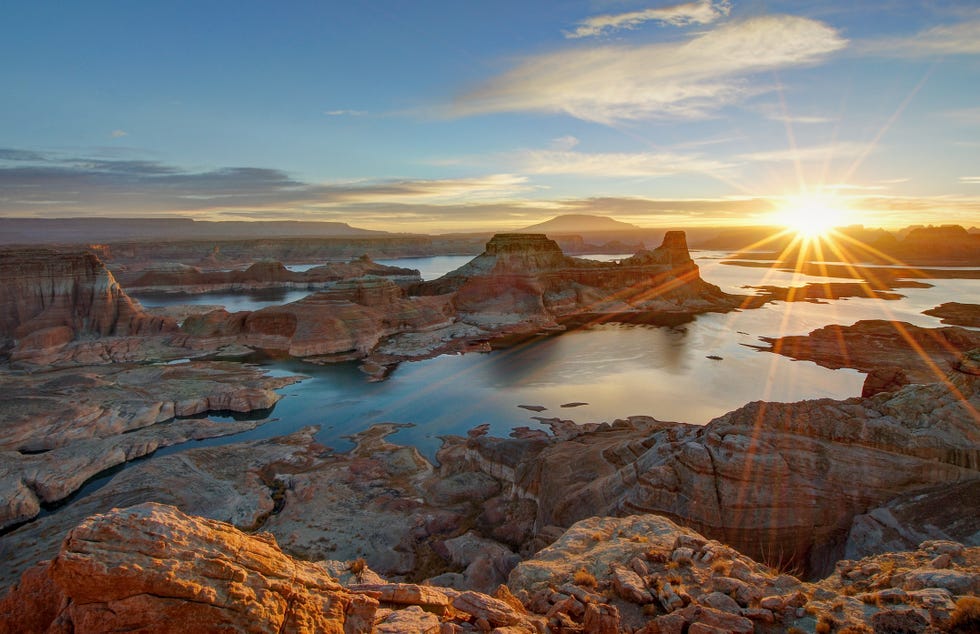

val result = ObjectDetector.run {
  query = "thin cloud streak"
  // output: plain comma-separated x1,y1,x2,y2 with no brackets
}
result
454,16,847,123
564,0,730,39
860,19,980,57
516,148,735,177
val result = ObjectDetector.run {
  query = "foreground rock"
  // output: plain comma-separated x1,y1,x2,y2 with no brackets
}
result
0,248,176,361
0,503,545,633
0,361,299,530
4,505,979,633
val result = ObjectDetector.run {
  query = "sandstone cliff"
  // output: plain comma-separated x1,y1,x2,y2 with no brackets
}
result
0,249,176,359
416,232,738,329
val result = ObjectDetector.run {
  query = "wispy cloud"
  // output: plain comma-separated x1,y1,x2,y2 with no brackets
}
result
110,129,128,138
738,141,867,163
454,16,847,123
517,148,734,178
564,0,729,39
0,147,531,215
324,109,367,117
861,19,980,57
960,176,980,184
549,135,580,151
753,102,832,124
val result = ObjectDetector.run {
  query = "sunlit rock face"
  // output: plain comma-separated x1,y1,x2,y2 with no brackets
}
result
416,231,737,328
0,249,175,356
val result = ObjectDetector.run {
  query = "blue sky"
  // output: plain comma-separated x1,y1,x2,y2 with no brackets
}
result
1,1,978,232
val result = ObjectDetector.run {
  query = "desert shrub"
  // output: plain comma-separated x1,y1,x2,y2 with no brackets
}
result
816,614,838,634
710,560,730,576
347,557,366,583
947,596,980,634
837,626,873,634
573,568,597,588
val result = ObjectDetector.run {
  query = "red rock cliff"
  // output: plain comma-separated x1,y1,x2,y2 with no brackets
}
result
0,249,175,351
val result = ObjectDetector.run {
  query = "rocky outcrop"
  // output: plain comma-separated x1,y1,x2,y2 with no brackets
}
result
5,505,978,633
0,503,547,633
759,319,980,385
178,277,455,360
925,302,980,328
416,232,739,330
844,479,980,560
435,365,980,578
0,503,378,633
125,255,420,294
0,249,175,358
0,361,299,530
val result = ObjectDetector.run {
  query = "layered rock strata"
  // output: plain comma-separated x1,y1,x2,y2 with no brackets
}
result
0,249,175,358
416,232,739,329
435,364,980,578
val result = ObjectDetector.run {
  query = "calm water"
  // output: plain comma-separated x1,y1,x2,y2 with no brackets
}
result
133,250,980,459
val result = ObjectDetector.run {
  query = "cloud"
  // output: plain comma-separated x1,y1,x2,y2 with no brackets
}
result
738,141,867,163
565,0,729,39
0,147,531,215
454,16,847,123
517,148,734,178
753,102,832,124
324,109,367,116
960,176,980,184
550,135,580,151
861,19,980,57
110,129,128,138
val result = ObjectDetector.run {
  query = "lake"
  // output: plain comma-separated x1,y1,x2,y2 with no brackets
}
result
132,250,980,460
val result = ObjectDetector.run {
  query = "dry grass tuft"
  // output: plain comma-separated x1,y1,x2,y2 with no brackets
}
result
573,568,598,588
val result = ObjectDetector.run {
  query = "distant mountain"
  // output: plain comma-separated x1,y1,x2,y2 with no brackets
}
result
0,218,391,245
517,214,641,234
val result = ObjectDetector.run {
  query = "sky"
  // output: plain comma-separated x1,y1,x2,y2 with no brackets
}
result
1,0,978,233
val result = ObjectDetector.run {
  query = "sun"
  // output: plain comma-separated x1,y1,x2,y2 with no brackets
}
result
774,195,850,239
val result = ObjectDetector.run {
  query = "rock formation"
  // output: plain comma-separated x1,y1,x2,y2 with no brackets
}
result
3,504,978,633
124,255,420,294
0,361,299,531
0,249,175,359
416,232,738,330
434,363,980,578
758,319,980,386
178,277,455,361
925,302,980,328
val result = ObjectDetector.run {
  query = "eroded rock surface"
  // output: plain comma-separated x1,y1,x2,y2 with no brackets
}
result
925,302,980,328
435,366,980,578
0,249,176,360
416,232,739,330
0,361,299,530
4,505,978,633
